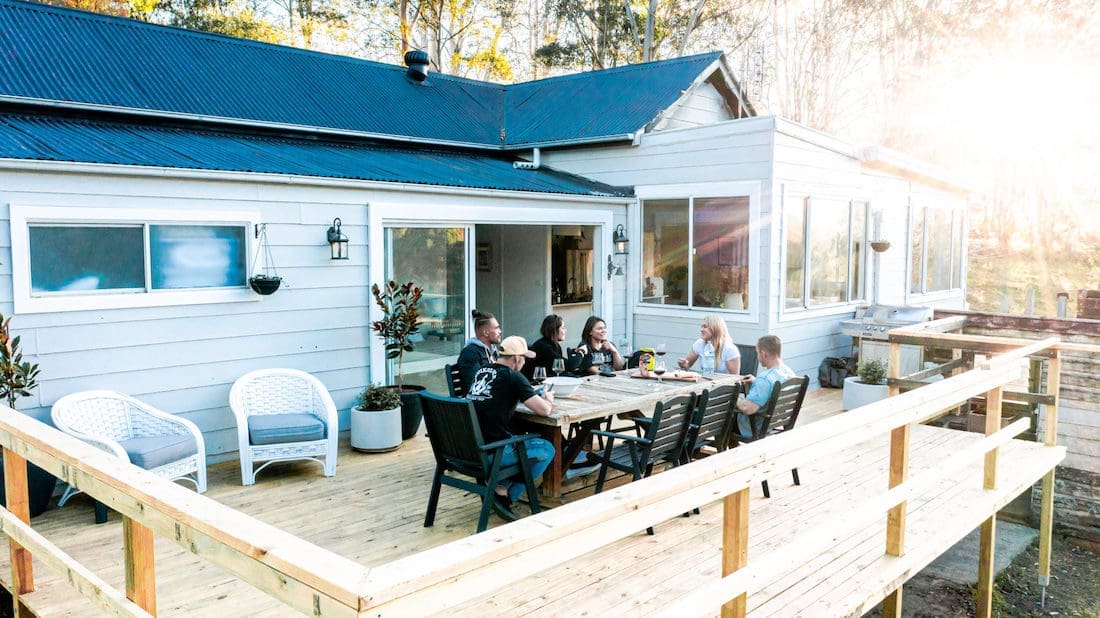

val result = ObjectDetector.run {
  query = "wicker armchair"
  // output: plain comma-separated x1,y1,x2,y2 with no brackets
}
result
51,390,208,506
229,368,339,486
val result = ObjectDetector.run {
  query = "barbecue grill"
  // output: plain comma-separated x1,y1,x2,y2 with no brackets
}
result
839,304,934,341
840,304,935,377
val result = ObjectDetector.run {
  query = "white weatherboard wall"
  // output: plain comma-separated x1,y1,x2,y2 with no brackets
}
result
1,164,628,462
543,116,776,365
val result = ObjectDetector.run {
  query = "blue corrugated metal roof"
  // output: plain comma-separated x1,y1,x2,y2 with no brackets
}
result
0,112,632,196
0,0,736,150
502,53,722,147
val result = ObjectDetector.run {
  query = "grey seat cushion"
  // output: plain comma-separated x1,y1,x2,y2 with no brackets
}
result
248,413,326,446
120,435,198,469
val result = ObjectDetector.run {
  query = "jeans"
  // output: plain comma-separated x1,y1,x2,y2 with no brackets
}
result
737,411,764,439
499,437,556,502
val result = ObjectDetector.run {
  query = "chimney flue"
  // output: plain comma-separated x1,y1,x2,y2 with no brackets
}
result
404,50,430,82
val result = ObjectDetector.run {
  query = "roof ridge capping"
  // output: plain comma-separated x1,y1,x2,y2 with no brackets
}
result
506,51,723,89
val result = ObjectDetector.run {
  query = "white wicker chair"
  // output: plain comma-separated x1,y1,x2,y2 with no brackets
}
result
229,368,339,486
51,391,208,505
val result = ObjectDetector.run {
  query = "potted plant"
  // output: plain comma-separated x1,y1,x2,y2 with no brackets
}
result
350,384,402,452
248,223,283,295
842,358,890,410
370,280,426,439
0,313,55,517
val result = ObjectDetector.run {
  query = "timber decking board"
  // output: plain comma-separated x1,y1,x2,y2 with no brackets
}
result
0,387,1059,616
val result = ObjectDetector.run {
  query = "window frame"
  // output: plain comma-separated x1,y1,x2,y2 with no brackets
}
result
11,205,260,314
782,192,870,314
906,202,966,298
634,181,761,324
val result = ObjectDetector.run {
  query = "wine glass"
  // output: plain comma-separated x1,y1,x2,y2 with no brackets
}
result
653,355,667,387
533,366,547,384
552,357,565,377
655,343,667,358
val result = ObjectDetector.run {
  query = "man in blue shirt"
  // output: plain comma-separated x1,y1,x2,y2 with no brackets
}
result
736,335,795,438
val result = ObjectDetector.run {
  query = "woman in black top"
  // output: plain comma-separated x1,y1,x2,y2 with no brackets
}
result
523,314,582,380
574,315,625,375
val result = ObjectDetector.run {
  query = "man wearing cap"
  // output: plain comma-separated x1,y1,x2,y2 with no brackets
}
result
466,335,557,520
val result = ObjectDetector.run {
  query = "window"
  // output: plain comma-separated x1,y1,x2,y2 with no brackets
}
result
641,196,750,310
11,206,257,313
785,196,868,309
909,205,965,294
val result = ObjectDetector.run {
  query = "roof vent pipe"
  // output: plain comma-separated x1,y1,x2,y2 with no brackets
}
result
404,50,430,82
513,148,541,170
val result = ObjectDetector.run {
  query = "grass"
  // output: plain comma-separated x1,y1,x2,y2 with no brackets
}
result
966,235,1100,317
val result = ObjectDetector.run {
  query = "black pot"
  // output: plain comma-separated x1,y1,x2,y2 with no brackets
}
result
397,385,426,439
249,276,282,295
0,458,57,518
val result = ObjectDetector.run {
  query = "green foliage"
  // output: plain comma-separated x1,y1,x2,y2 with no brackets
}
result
370,280,423,389
356,383,402,411
0,314,41,410
857,359,887,385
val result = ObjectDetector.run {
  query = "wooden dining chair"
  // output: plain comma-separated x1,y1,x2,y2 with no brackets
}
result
731,375,810,498
419,391,542,533
591,393,697,534
443,363,465,398
686,383,742,460
736,343,759,376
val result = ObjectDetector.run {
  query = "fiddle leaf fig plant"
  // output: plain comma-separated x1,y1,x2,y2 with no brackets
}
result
0,314,41,409
370,280,423,390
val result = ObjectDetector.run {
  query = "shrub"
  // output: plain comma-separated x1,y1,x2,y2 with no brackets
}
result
857,359,888,385
356,384,401,411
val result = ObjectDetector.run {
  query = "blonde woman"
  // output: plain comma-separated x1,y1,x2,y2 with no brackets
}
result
677,315,741,374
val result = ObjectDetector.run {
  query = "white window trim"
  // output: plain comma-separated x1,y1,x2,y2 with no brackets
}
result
778,192,871,321
634,181,761,324
905,202,966,300
10,205,259,314
367,199,618,385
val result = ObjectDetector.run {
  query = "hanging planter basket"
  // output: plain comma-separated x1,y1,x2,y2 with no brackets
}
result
249,223,283,295
249,275,282,295
870,240,892,253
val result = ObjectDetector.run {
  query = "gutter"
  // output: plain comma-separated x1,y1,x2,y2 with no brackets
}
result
0,158,635,203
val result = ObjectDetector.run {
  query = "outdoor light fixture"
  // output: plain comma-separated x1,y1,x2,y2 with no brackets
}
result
613,224,629,254
607,254,623,280
327,217,349,260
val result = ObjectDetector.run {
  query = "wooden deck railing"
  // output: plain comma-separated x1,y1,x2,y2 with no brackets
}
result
0,333,1070,616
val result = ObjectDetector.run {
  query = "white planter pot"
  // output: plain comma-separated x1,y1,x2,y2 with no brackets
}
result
842,376,890,411
351,406,402,452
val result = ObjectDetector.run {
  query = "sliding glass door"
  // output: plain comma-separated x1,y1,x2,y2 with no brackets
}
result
385,226,470,393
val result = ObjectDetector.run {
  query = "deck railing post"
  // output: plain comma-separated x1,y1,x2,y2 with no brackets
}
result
881,422,909,616
123,516,157,615
721,487,750,618
976,385,1003,617
2,447,34,599
1038,351,1061,606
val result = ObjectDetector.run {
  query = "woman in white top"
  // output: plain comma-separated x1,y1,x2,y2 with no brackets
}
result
677,315,741,374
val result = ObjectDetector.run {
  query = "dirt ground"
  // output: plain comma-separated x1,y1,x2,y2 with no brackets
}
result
868,534,1100,617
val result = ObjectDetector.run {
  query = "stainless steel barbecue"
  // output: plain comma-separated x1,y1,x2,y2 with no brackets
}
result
840,304,935,377
839,304,934,341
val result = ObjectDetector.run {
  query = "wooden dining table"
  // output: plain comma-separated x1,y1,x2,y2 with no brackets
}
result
513,369,743,499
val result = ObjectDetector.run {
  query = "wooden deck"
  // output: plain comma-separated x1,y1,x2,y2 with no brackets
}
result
0,386,1061,616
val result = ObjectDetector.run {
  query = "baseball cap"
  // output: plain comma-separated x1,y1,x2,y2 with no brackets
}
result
499,336,536,358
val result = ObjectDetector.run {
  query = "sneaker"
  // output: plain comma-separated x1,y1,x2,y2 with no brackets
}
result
490,493,518,522
564,463,601,479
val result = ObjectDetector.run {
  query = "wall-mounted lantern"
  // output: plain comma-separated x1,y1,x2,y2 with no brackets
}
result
327,218,349,260
613,224,629,255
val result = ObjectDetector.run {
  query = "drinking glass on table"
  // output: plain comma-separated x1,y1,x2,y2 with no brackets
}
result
552,357,566,377
653,355,667,387
533,366,547,384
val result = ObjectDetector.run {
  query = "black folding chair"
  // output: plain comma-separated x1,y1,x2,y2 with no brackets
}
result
592,393,697,534
736,343,758,376
731,375,810,498
420,391,542,532
443,363,465,398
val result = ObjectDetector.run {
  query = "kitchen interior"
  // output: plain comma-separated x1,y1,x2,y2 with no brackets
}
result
474,224,597,344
